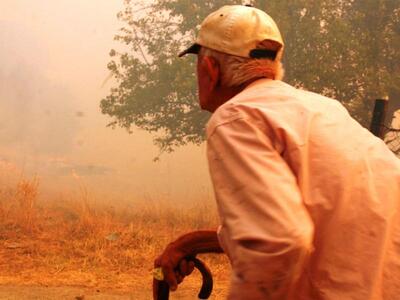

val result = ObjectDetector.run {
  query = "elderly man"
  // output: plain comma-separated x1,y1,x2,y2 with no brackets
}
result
154,5,400,300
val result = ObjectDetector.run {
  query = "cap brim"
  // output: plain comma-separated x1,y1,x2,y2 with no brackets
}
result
178,43,201,57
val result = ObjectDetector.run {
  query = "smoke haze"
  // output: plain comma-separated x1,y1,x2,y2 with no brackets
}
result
0,0,212,203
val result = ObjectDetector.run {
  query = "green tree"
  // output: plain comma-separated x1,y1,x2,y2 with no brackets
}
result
101,0,400,152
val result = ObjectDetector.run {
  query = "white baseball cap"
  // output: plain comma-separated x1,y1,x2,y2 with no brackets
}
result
179,4,284,60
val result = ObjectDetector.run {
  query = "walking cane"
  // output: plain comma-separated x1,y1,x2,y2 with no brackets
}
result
153,257,213,300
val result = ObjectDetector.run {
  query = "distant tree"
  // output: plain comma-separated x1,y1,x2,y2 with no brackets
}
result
101,0,400,152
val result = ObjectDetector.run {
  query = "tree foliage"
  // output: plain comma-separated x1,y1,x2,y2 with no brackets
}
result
101,0,400,152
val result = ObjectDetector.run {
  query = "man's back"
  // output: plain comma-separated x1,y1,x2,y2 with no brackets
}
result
207,79,400,299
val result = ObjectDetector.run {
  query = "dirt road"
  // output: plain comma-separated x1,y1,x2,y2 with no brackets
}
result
0,285,221,299
0,286,132,300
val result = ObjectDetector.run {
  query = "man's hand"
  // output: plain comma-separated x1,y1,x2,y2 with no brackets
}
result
154,245,196,291
153,230,223,291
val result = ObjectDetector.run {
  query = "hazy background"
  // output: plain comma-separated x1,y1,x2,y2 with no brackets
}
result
0,0,212,203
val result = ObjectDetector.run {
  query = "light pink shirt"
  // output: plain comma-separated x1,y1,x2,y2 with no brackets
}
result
206,79,400,300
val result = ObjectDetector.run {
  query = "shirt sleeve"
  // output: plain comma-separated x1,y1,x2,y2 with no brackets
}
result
207,115,314,300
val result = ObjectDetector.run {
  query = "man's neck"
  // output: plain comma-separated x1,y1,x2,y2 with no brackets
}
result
210,77,272,112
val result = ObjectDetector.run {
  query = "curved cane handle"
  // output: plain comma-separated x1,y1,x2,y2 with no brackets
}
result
153,257,213,300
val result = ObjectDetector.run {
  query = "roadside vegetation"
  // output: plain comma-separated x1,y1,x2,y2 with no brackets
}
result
0,179,230,298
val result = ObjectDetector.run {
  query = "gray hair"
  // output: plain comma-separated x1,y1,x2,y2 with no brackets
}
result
199,40,285,87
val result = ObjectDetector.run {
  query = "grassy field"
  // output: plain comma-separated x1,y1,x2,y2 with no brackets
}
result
0,178,230,299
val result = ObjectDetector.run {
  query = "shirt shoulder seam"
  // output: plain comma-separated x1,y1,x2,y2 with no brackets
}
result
207,112,245,139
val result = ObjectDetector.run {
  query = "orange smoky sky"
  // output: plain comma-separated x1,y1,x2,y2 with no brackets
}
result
0,0,212,203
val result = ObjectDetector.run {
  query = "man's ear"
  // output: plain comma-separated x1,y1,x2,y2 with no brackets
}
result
199,56,220,91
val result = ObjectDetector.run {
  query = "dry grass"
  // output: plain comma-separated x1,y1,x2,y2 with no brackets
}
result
0,179,230,298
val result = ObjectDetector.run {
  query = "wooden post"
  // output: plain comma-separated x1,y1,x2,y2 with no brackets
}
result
370,98,389,139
